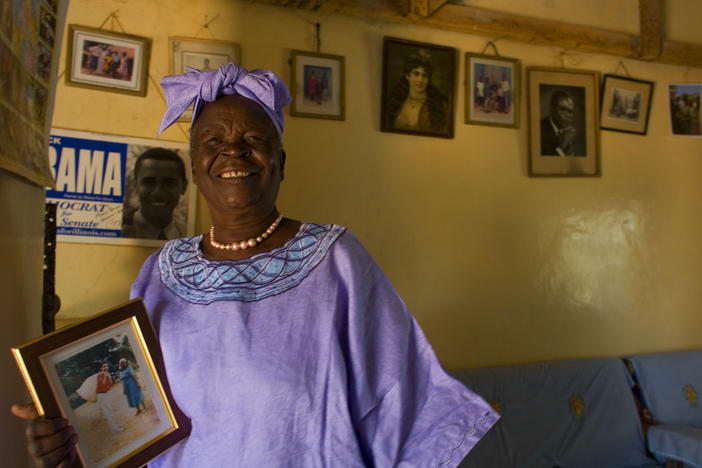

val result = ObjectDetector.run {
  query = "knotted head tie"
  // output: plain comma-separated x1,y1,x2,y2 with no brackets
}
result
158,63,292,137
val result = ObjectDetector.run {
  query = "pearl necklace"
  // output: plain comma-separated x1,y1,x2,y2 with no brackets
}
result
209,214,283,251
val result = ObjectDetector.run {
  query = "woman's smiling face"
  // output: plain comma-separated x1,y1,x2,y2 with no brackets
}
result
190,94,284,220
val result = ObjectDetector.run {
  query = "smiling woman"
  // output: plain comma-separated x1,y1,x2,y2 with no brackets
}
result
188,93,295,260
12,63,498,468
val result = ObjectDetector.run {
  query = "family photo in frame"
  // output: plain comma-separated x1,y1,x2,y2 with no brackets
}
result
289,50,345,120
465,52,520,128
12,299,190,468
527,67,600,176
600,74,654,135
66,25,151,97
381,37,456,138
668,83,701,138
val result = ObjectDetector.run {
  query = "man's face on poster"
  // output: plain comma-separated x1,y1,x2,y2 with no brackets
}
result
136,158,186,228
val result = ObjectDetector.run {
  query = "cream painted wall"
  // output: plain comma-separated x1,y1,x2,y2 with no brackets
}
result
53,0,702,369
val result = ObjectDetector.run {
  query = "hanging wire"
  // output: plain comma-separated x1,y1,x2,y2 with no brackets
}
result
194,14,220,39
553,49,585,68
97,10,118,30
315,22,321,53
614,61,631,77
96,10,126,33
480,40,500,56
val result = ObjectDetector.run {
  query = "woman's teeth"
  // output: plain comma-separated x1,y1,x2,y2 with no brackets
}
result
220,170,251,179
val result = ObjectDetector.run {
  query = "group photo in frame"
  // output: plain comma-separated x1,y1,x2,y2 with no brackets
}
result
66,25,151,96
12,299,191,468
667,83,702,138
465,52,521,128
289,50,345,120
169,37,241,123
381,37,456,138
600,74,654,135
527,67,600,177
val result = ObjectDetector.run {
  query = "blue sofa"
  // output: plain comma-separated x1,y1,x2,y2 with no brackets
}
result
625,350,702,468
453,357,663,468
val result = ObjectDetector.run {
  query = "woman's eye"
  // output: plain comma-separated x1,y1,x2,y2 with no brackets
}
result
245,135,263,143
205,136,220,144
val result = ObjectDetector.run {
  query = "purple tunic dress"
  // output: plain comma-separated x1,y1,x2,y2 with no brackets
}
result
130,223,498,467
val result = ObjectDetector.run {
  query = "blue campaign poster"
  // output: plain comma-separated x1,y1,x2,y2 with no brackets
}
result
46,129,194,246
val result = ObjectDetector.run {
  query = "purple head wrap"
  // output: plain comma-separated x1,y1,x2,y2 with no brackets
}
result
158,63,292,137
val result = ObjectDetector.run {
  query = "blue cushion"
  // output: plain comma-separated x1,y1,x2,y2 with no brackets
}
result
453,358,657,468
626,350,702,427
648,424,702,467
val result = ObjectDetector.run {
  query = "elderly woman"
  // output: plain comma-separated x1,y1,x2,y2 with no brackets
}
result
12,64,497,467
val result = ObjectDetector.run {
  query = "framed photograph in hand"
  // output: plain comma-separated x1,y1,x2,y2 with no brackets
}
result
527,67,600,177
12,299,191,468
600,74,654,135
66,25,151,97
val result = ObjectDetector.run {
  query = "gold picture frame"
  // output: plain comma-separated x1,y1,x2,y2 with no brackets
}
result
465,52,521,128
289,50,345,120
12,299,191,468
66,25,151,97
527,67,600,177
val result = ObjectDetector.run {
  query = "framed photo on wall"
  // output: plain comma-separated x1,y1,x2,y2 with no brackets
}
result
289,50,345,120
600,74,654,135
465,52,521,128
12,299,191,468
66,25,151,96
169,37,241,123
527,67,600,177
381,37,456,138
667,83,702,138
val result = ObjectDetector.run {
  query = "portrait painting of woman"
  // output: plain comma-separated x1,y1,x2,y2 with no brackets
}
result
381,37,456,138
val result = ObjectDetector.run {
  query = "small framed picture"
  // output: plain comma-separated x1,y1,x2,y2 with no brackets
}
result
600,74,654,135
169,36,241,75
527,67,600,177
465,52,520,128
66,25,151,97
668,83,702,138
289,50,345,120
169,37,241,123
12,299,191,468
381,37,456,138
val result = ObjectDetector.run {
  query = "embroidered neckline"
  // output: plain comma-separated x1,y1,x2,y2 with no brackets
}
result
159,223,345,304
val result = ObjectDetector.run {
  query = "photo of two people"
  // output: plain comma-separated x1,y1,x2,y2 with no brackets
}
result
53,334,160,465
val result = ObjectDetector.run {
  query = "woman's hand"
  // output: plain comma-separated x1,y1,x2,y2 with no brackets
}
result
10,403,78,468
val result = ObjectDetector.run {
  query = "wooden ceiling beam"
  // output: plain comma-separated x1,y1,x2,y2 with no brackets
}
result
250,0,702,68
410,0,449,18
639,0,663,60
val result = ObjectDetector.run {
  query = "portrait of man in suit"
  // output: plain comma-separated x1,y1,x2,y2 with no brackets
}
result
540,86,586,157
